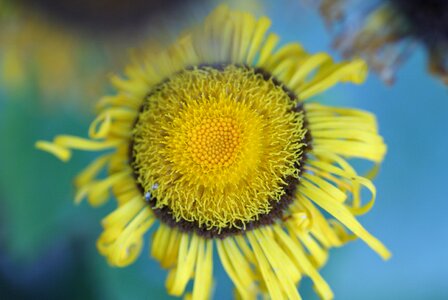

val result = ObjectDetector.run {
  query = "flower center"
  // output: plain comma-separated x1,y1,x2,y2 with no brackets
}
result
189,117,241,169
131,64,308,237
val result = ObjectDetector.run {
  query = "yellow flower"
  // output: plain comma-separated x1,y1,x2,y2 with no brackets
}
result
37,5,390,300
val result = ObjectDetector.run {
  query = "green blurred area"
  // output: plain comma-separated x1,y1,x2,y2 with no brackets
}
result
0,81,175,299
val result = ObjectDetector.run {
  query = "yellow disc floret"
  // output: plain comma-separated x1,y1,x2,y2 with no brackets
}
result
132,65,306,231
189,117,242,169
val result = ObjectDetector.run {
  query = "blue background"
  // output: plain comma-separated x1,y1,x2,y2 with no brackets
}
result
1,1,447,299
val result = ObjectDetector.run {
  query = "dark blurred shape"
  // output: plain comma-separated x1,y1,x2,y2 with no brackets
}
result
0,0,204,107
0,236,95,300
18,0,199,34
390,0,448,82
317,0,448,84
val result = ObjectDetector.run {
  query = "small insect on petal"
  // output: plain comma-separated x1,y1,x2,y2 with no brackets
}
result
145,192,151,203
144,183,159,203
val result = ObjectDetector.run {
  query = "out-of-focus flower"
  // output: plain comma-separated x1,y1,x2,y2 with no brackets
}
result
0,0,202,107
317,0,448,84
37,5,390,299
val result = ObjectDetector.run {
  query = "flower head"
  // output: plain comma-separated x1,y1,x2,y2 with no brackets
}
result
317,0,448,84
37,5,390,299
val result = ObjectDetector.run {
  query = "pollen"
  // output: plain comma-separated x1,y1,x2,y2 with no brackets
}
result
189,117,241,169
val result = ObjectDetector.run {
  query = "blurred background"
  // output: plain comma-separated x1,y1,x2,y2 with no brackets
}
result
0,0,447,299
